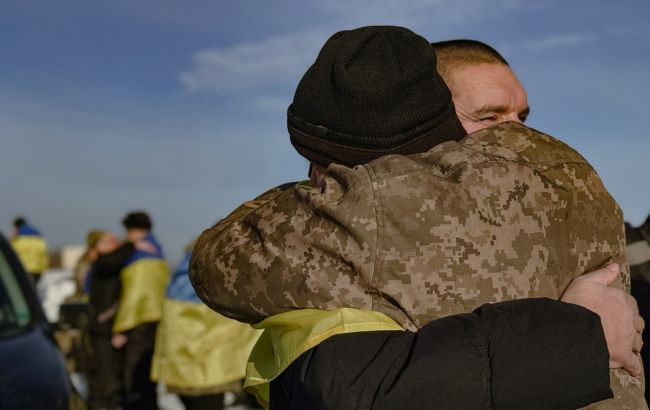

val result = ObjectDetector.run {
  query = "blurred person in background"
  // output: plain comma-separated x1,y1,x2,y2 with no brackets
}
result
10,216,49,285
111,211,169,410
86,223,165,410
627,214,650,402
55,229,115,404
86,230,130,410
151,240,262,410
73,229,107,298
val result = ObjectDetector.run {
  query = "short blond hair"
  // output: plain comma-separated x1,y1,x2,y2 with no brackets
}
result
432,39,508,81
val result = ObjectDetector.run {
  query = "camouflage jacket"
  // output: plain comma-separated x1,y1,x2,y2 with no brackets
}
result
191,122,643,408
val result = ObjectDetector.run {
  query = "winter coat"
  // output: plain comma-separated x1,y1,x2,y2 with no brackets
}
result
272,299,612,410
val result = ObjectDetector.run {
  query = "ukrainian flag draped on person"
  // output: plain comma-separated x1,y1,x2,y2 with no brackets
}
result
113,233,169,334
11,223,48,275
151,247,262,392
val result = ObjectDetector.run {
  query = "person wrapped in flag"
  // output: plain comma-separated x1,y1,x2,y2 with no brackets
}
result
112,211,169,410
11,217,49,284
152,240,262,410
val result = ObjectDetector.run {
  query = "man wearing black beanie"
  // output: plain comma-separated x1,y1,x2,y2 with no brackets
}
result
288,26,466,168
190,26,643,409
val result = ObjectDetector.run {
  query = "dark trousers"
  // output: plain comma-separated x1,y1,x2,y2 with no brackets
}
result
87,333,123,410
631,279,650,404
179,393,224,410
29,272,42,285
123,322,158,410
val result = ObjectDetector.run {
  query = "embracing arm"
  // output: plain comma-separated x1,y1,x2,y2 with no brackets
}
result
190,171,378,325
272,263,642,410
272,298,612,410
92,242,135,278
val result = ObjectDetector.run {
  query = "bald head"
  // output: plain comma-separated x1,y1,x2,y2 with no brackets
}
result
432,39,530,133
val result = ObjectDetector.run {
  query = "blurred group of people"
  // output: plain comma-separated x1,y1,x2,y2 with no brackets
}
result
14,212,262,410
77,211,166,410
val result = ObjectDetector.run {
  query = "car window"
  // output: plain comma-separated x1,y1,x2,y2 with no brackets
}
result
0,248,31,329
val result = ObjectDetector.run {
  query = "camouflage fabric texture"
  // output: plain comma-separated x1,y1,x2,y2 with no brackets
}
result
190,122,644,408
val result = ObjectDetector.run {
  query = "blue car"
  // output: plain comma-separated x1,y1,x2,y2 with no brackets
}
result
0,232,72,409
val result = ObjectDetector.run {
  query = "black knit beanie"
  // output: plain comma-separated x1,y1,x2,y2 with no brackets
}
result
288,25,466,168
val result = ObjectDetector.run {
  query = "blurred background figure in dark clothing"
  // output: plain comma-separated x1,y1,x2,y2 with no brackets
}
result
626,214,650,403
87,230,129,410
73,229,106,298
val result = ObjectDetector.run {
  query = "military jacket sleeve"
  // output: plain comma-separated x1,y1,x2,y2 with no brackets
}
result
190,175,380,325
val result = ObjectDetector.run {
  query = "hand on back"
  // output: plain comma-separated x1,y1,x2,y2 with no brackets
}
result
561,263,644,377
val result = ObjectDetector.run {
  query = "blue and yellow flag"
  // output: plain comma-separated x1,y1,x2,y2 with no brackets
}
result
11,224,48,274
151,250,262,391
113,234,169,334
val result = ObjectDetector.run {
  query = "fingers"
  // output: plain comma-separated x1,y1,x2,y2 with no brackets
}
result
635,315,645,334
634,332,643,354
627,353,642,377
612,352,642,377
627,295,640,315
111,333,128,349
585,263,620,286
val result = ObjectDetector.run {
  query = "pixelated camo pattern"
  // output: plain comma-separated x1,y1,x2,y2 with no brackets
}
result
190,122,643,408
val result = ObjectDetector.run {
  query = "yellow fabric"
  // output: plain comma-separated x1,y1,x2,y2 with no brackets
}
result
151,299,262,390
113,259,169,333
244,308,403,407
11,236,48,274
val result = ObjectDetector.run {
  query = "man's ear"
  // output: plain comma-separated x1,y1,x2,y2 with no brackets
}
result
309,163,327,188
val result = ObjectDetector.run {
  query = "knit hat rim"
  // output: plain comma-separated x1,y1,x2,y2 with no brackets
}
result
288,101,459,150
290,107,466,168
